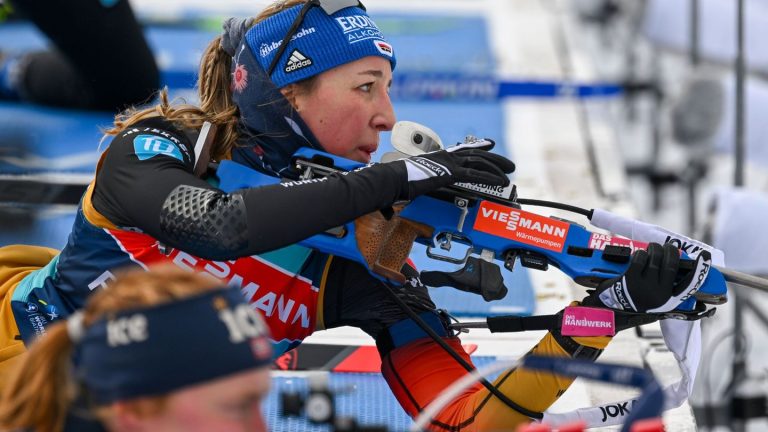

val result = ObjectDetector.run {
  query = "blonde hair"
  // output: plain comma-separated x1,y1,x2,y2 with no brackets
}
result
0,266,223,432
104,0,314,162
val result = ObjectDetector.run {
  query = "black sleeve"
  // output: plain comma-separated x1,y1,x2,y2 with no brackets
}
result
93,118,411,260
93,117,205,230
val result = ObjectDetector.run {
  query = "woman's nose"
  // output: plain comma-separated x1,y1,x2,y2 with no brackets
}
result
372,90,396,131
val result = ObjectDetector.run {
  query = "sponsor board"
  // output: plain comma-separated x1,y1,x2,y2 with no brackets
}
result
273,343,478,373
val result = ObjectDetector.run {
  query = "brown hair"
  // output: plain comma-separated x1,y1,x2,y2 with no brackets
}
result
104,0,317,162
0,266,223,432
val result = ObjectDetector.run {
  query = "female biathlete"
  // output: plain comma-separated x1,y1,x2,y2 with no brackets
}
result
0,0,715,430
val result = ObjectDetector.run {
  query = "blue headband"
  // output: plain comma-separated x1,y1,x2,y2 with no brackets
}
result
74,286,272,405
243,2,396,88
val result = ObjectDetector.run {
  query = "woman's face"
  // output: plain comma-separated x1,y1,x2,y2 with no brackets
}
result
293,56,395,163
115,368,271,432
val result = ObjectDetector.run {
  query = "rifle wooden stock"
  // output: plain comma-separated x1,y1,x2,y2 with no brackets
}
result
354,208,434,283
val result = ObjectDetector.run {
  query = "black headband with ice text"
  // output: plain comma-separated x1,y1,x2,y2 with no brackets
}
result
73,285,272,404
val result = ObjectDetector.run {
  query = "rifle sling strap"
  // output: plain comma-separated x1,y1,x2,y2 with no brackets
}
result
486,306,713,335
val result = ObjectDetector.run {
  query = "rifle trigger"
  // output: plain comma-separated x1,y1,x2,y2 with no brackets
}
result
426,232,473,265
440,233,453,251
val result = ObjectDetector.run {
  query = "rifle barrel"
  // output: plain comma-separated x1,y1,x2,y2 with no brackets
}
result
719,266,768,293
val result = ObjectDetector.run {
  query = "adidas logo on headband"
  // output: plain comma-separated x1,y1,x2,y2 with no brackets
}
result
285,49,313,73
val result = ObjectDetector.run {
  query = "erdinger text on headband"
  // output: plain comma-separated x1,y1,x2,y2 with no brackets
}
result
267,0,366,76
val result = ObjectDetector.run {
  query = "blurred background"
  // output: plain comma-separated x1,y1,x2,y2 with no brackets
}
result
2,0,767,430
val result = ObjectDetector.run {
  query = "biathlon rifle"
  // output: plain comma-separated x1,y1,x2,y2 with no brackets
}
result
214,123,744,317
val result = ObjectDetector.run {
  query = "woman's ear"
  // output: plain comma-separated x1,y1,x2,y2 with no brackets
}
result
280,84,300,111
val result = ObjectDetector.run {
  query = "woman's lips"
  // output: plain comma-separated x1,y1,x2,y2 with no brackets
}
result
358,145,378,160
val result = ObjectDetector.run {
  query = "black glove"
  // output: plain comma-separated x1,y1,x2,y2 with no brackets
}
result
582,242,712,313
420,256,508,302
400,141,515,200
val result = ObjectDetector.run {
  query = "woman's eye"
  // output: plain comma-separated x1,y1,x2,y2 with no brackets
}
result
358,83,373,92
222,400,260,418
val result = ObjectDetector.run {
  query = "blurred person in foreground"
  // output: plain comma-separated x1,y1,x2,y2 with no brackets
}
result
0,265,272,432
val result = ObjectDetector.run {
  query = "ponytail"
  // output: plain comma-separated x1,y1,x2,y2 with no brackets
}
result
102,35,242,163
0,323,77,432
197,35,241,161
